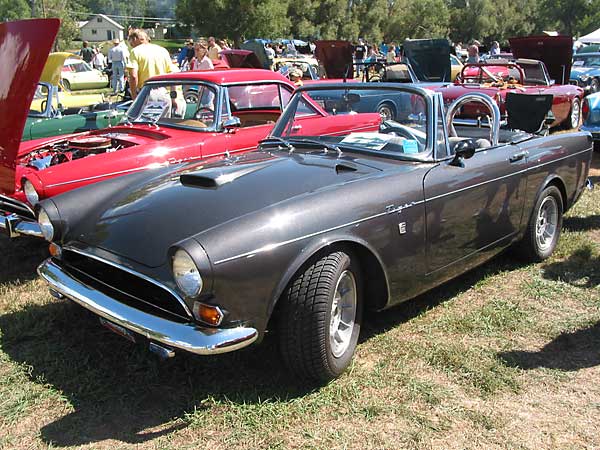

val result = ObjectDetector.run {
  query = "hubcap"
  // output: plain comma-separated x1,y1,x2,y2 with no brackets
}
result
378,105,393,121
329,270,357,358
535,196,558,252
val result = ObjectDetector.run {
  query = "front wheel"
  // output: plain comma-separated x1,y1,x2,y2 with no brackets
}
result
518,185,563,261
591,78,600,94
566,97,581,129
61,79,71,91
278,251,362,382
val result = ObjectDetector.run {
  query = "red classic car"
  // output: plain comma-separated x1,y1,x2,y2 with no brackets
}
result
0,19,380,239
433,35,584,129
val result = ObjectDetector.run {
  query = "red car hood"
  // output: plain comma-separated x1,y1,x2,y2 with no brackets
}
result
509,35,573,84
0,19,59,195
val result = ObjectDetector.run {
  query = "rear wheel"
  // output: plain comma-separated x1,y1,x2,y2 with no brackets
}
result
566,97,581,129
518,185,563,261
377,102,396,121
61,79,71,91
591,78,600,94
278,251,362,382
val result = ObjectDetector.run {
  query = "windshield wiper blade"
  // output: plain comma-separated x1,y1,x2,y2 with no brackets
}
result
285,137,343,155
258,137,294,150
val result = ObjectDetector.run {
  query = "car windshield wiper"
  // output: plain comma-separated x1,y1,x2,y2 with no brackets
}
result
258,137,294,150
285,137,343,155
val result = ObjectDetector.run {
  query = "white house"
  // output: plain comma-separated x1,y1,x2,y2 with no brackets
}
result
80,14,124,42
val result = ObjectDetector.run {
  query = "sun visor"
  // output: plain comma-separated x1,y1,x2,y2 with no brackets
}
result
40,52,73,86
0,18,59,195
509,35,573,84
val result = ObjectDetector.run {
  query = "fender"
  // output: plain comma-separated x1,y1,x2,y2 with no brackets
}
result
519,173,567,241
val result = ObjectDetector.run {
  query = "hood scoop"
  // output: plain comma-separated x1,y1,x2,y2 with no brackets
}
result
180,161,272,189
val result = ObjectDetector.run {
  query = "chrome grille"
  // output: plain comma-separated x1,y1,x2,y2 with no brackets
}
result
0,195,35,219
59,249,191,322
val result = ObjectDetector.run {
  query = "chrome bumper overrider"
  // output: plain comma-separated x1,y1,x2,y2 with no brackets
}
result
38,258,259,355
0,213,43,238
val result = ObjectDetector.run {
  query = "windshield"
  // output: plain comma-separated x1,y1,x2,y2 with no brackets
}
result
573,55,600,67
269,86,431,159
127,82,218,131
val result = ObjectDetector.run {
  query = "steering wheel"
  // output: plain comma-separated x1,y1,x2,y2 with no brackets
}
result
380,122,422,143
194,106,213,121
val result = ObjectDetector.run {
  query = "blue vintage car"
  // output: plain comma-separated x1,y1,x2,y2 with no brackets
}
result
581,91,600,145
569,52,600,94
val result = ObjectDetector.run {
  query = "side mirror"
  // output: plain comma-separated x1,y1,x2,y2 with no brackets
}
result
450,139,476,167
222,117,241,131
549,79,556,86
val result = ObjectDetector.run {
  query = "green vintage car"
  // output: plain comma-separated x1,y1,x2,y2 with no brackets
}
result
24,81,127,141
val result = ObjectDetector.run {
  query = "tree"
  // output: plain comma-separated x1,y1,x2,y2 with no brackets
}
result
0,0,30,21
385,0,449,43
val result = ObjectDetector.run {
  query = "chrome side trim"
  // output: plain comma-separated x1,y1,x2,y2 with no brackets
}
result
63,246,193,318
214,200,425,265
38,259,259,355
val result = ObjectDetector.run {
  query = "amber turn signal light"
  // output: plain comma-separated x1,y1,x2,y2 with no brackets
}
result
193,302,224,326
48,243,62,259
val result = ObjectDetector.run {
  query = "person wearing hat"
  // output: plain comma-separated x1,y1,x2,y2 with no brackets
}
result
289,67,304,86
108,38,129,94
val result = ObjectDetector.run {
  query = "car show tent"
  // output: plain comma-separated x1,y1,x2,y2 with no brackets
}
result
580,28,600,44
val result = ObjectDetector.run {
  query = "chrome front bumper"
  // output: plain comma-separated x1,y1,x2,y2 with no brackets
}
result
0,213,43,238
38,258,259,355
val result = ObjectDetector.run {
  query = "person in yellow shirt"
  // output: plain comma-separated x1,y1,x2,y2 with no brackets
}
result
127,28,176,99
207,36,222,61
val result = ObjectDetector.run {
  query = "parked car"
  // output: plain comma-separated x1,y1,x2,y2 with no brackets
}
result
61,56,109,90
434,59,583,128
450,54,463,81
1,20,374,240
36,82,592,382
569,52,600,94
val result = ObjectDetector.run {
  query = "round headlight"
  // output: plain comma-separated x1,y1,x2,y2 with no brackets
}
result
37,208,54,241
172,249,202,297
23,180,39,206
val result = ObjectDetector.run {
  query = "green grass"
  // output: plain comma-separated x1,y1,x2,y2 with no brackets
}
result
0,154,599,448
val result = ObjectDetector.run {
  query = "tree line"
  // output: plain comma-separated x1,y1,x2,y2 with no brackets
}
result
2,0,600,50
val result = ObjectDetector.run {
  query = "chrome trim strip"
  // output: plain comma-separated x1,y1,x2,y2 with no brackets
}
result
214,200,425,265
38,259,259,355
62,246,193,318
45,166,147,188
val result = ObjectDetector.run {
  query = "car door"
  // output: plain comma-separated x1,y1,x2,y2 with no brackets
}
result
423,142,527,279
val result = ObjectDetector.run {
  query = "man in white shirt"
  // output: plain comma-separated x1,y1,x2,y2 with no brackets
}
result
108,39,129,94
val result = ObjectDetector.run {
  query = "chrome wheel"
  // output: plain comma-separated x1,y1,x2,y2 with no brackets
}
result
570,99,581,129
535,196,558,252
378,104,394,121
329,270,357,358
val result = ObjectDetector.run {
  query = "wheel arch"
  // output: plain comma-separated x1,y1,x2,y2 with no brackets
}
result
526,175,568,226
267,237,390,326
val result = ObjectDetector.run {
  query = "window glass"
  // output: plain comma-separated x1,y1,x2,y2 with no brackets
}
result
227,84,283,110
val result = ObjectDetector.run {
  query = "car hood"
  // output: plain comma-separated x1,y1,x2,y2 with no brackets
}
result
0,19,60,195
570,66,600,79
219,49,264,69
403,39,451,82
40,52,72,86
509,35,573,84
71,150,388,267
315,40,354,79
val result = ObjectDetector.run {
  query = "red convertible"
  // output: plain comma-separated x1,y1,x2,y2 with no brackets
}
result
0,19,379,239
433,35,583,129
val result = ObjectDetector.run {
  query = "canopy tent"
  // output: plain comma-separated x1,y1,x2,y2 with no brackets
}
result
580,28,600,44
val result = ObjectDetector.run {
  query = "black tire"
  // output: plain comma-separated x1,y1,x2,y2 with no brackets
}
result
61,79,71,91
591,78,600,94
519,185,563,261
565,97,581,129
278,251,363,382
377,102,396,121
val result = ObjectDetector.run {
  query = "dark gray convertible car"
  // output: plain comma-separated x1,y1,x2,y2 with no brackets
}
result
36,84,593,382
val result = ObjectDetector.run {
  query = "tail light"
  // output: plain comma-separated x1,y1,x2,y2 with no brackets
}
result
582,99,590,122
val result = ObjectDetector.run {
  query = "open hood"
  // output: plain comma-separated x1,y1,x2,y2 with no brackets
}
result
403,38,451,82
315,40,354,79
218,49,263,69
240,40,270,69
509,35,573,84
0,19,60,195
40,52,72,86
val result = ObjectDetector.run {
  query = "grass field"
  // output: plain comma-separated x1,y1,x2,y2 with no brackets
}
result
0,152,598,449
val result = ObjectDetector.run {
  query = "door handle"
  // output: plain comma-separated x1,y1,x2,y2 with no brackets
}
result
509,151,528,163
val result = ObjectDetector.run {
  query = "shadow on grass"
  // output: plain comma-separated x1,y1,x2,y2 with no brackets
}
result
563,214,600,233
499,321,600,371
0,301,315,446
542,246,600,288
0,235,48,284
0,250,529,447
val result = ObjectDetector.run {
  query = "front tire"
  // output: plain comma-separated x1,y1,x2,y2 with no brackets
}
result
377,102,396,121
566,97,581,129
278,251,363,382
519,185,563,261
61,79,71,91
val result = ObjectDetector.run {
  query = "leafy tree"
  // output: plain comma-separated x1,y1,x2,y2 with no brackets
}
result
385,0,449,43
0,0,30,21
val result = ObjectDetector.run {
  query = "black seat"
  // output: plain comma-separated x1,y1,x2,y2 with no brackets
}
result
505,93,553,134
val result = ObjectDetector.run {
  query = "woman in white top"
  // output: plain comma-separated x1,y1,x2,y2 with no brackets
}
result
191,41,214,71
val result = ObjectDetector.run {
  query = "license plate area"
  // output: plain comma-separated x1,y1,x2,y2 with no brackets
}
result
99,317,136,343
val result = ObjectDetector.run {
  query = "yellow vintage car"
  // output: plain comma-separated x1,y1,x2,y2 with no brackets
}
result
61,56,109,91
29,53,105,112
450,53,464,81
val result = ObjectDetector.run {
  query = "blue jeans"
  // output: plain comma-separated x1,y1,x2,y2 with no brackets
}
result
112,61,125,93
